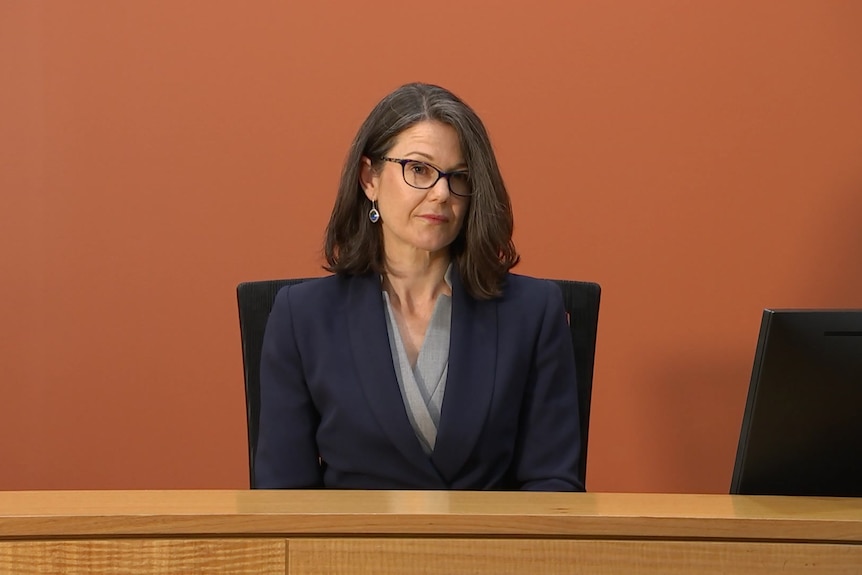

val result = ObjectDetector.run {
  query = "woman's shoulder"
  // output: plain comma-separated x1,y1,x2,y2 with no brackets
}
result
275,273,384,312
267,275,352,329
501,272,559,298
491,274,567,334
275,274,352,303
495,273,563,311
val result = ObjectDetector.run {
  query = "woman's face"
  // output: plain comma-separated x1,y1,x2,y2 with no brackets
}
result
361,120,470,262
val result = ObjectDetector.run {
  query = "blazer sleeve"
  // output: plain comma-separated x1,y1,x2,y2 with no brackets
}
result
254,285,323,488
512,281,585,491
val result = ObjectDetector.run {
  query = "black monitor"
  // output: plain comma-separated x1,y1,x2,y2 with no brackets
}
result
731,309,862,497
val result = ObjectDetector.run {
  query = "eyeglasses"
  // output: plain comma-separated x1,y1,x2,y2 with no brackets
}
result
381,157,472,197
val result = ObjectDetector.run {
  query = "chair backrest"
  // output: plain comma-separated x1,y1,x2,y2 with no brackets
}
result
237,277,601,488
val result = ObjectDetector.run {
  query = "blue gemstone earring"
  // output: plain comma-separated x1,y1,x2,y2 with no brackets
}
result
368,200,380,223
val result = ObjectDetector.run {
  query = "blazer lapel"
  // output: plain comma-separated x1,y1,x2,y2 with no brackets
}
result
347,274,434,468
431,268,498,482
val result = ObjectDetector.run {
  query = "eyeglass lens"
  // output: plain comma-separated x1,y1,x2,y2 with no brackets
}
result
403,161,471,196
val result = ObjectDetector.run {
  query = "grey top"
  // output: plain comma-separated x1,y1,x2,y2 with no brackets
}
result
381,270,452,455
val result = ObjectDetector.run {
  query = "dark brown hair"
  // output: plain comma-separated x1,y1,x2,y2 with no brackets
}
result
324,83,519,299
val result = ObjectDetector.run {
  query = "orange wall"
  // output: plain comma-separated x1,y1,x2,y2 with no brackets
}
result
2,0,861,492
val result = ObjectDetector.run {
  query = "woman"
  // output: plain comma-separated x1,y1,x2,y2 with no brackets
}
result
255,83,583,491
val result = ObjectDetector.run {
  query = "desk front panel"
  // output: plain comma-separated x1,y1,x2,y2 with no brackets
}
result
2,537,861,575
2,491,862,574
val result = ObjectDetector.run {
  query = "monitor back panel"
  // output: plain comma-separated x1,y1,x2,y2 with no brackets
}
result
731,310,862,497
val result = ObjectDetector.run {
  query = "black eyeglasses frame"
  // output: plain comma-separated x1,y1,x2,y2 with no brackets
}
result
380,157,472,198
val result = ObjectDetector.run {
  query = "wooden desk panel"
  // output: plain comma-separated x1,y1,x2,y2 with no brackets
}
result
290,539,862,575
1,539,285,575
1,491,861,574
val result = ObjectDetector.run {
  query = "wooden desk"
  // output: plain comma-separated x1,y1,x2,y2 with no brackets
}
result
1,490,861,574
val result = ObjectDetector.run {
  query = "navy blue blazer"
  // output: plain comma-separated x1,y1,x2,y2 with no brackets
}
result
254,268,583,491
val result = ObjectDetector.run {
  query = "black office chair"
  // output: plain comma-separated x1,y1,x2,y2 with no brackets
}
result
237,277,601,489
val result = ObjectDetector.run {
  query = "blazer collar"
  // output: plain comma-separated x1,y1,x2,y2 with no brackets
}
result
347,273,437,475
431,267,497,481
346,268,498,484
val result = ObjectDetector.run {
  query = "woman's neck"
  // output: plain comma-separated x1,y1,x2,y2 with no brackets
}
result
382,253,451,312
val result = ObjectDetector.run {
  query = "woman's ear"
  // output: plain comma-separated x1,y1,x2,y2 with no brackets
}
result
359,156,377,201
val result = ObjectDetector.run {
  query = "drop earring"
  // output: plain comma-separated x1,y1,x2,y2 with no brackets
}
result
368,200,380,223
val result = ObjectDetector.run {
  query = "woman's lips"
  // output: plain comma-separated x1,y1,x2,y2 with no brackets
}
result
418,214,448,223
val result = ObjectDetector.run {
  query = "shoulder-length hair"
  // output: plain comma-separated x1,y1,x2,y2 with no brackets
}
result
324,82,519,300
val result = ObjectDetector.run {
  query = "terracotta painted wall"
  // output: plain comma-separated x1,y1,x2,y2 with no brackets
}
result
2,0,861,492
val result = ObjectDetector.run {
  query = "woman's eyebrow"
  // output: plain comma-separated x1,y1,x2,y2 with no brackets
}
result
403,151,468,170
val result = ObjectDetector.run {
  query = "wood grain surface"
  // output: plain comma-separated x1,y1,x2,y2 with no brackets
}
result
289,538,862,575
1,490,861,541
0,539,285,575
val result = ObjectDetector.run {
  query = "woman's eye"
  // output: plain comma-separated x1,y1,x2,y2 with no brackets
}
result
410,163,430,176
